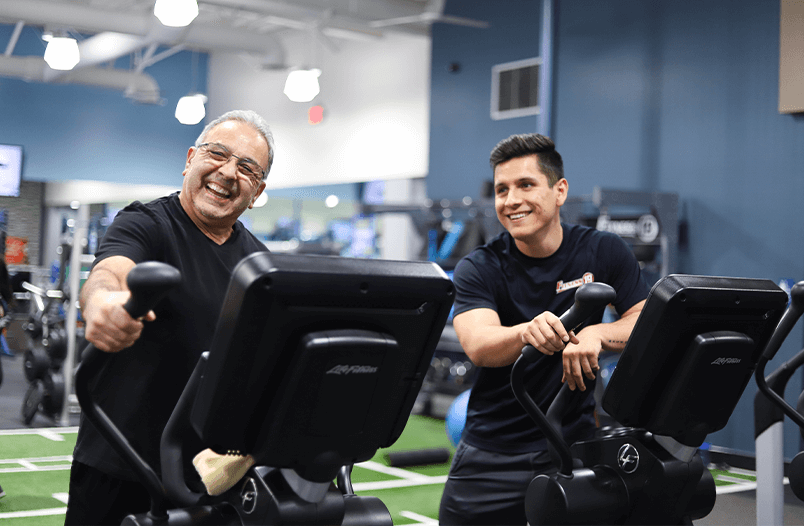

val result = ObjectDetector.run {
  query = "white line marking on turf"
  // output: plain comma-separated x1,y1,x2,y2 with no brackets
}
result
400,510,439,524
53,492,69,504
0,465,73,473
353,475,448,492
715,474,755,484
0,455,74,473
0,456,73,465
37,429,67,441
17,459,37,470
357,460,433,481
0,427,78,437
0,508,67,519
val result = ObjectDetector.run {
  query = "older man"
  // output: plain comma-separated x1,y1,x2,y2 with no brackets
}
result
65,110,274,525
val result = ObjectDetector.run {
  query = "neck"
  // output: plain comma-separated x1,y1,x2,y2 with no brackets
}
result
514,221,563,258
179,192,234,245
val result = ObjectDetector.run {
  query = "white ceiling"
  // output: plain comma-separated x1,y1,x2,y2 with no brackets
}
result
0,0,487,102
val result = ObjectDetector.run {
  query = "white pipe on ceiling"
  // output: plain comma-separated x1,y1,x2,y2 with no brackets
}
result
0,54,162,103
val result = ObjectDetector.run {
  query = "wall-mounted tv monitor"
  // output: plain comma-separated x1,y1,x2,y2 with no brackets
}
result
0,144,23,197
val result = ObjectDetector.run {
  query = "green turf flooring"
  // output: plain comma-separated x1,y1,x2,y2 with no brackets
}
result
0,417,765,525
0,416,455,525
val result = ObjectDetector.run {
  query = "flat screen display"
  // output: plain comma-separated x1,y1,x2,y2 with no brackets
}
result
0,144,23,197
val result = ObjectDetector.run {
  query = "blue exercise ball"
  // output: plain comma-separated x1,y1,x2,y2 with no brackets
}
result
598,355,619,389
446,389,471,447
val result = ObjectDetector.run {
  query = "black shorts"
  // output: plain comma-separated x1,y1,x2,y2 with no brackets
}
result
64,461,151,526
438,440,554,526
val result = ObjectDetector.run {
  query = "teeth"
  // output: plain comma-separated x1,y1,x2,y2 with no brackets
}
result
207,182,231,197
509,212,528,220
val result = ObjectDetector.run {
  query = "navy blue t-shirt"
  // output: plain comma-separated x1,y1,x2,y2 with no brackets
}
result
73,192,267,479
453,223,649,454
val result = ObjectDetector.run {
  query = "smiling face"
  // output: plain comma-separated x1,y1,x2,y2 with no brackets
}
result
494,154,568,258
179,120,269,242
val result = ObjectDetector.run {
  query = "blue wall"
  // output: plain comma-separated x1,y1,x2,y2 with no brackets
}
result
428,0,541,201
430,0,804,456
0,24,207,186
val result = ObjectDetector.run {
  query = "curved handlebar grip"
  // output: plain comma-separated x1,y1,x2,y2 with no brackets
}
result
512,282,616,477
759,282,804,363
122,261,182,319
75,261,182,520
755,281,804,430
558,282,617,334
520,282,616,362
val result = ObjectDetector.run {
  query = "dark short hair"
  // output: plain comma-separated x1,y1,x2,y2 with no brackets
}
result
489,133,564,186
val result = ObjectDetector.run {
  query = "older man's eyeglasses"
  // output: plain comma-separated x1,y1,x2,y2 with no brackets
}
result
197,142,266,185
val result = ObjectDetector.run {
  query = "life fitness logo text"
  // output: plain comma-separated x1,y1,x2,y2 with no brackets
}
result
556,272,594,294
326,365,379,375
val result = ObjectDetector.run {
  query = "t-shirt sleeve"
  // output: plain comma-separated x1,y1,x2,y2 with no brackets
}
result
452,255,499,317
600,233,650,314
92,202,161,268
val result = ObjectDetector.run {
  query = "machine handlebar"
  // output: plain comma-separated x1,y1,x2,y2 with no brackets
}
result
511,282,616,476
755,281,804,430
74,262,181,521
520,282,616,361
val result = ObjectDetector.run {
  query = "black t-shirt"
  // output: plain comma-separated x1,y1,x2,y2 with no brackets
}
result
453,223,649,454
73,192,267,480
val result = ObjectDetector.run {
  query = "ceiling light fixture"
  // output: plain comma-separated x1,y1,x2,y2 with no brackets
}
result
284,69,321,103
175,93,207,125
44,36,80,71
154,0,199,28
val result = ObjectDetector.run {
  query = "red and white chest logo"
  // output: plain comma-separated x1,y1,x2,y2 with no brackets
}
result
556,272,594,293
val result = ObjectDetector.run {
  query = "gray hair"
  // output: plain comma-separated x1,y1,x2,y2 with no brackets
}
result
195,110,275,179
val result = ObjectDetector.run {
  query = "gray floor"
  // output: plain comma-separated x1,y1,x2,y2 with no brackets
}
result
0,350,80,429
698,486,804,526
1,340,803,525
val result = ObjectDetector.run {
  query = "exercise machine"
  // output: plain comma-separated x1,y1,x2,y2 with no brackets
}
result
754,281,804,525
20,265,69,425
75,252,455,525
513,275,790,525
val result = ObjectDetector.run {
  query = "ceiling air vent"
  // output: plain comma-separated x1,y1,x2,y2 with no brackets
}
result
491,57,540,120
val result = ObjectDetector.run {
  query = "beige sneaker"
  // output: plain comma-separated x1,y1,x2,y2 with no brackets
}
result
192,448,256,496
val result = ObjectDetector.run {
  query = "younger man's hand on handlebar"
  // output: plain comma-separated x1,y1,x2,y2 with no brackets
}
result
521,311,580,356
83,290,156,353
561,333,602,391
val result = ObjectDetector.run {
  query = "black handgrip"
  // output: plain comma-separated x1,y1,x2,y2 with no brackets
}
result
80,262,182,366
75,261,181,520
521,282,616,360
755,281,804,430
122,261,183,319
512,282,616,477
759,282,804,362
558,282,617,335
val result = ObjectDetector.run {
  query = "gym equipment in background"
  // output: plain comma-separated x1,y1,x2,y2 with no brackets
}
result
753,280,804,525
19,240,90,426
76,253,455,525
561,187,680,286
514,275,789,525
20,277,68,425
